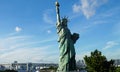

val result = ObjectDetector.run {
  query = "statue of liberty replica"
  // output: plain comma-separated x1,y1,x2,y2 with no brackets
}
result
55,1,79,72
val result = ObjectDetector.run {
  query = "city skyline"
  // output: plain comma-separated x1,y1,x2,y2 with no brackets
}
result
0,0,120,63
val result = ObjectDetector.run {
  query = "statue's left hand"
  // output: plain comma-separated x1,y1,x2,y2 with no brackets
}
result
71,33,79,43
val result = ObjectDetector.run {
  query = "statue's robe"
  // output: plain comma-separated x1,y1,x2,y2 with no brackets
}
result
56,22,76,72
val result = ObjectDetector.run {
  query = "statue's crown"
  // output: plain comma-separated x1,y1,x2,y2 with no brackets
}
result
62,17,68,22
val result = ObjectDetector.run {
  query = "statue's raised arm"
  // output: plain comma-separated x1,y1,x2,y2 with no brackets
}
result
55,1,61,25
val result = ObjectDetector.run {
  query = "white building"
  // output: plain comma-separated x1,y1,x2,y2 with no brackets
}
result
0,61,58,72
114,59,120,67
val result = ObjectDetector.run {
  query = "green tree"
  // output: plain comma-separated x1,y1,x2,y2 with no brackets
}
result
116,67,120,72
84,49,116,72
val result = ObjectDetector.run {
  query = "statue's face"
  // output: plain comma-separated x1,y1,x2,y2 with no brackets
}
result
62,18,68,26
64,19,67,24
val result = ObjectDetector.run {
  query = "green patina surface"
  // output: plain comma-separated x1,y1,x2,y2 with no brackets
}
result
55,1,79,72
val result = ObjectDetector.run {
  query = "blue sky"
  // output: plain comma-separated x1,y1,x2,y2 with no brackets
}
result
0,0,120,63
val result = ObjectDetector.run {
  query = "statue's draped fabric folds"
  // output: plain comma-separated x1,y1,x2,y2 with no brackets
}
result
55,1,79,72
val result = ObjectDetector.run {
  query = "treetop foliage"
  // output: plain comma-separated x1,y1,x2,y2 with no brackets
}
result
84,49,116,72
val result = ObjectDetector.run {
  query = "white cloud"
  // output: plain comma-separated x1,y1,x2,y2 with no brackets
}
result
0,46,55,63
103,41,119,49
0,35,58,63
47,30,52,34
98,7,120,18
72,0,108,19
0,36,31,52
3,46,57,63
15,26,22,32
102,46,120,60
0,35,55,51
73,4,81,13
43,9,54,24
